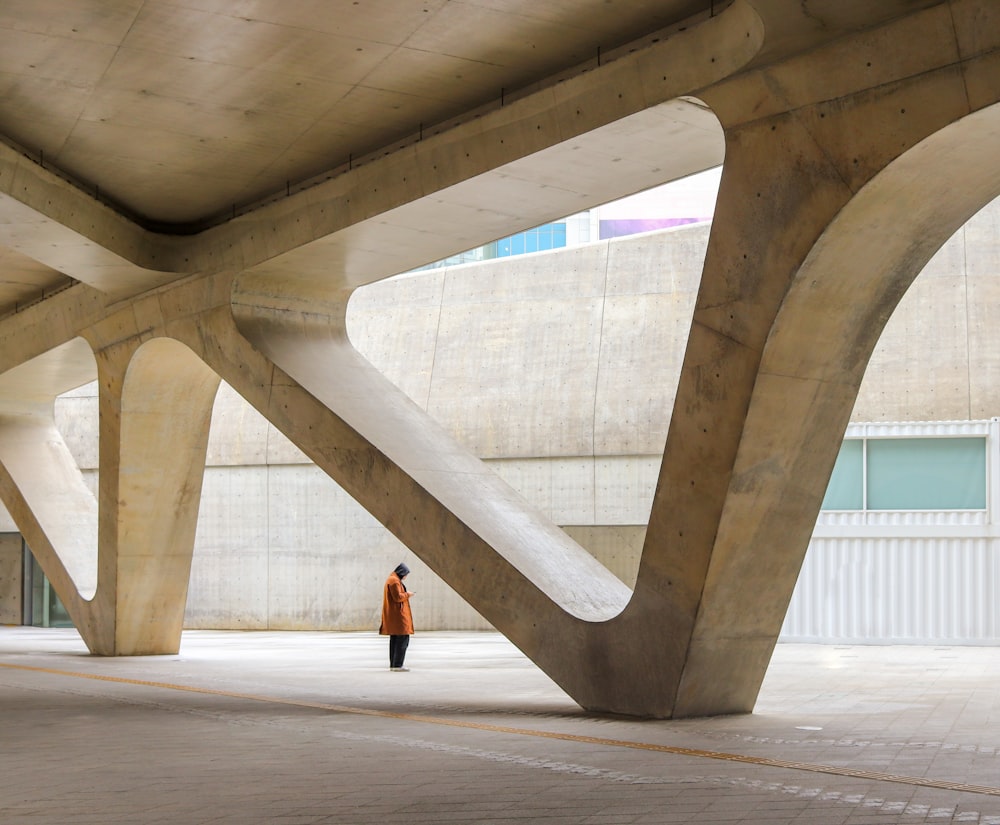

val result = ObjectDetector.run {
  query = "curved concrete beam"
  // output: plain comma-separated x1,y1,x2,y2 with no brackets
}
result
654,1,1000,715
0,146,187,296
679,102,1000,711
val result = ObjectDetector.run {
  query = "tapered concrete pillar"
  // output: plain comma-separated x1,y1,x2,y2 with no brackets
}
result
667,100,1000,716
87,336,221,654
654,2,1000,715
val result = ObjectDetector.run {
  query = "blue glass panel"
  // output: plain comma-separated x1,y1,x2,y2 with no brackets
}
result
867,437,986,510
821,440,864,510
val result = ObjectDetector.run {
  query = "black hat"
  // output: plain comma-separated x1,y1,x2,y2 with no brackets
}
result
394,563,410,578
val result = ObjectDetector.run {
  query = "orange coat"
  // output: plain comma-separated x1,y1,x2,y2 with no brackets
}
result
379,572,414,635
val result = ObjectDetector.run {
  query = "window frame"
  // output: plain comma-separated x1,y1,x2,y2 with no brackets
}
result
820,420,992,514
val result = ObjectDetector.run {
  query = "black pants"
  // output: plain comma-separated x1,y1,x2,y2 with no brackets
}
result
389,634,410,668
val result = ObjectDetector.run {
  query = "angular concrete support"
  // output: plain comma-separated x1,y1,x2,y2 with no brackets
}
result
0,407,101,636
0,333,219,655
658,3,1000,715
672,100,1000,716
0,339,102,642
87,336,221,654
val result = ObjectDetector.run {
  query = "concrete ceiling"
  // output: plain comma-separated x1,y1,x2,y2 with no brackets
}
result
0,0,714,229
0,0,941,318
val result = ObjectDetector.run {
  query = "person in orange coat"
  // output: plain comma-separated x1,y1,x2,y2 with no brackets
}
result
380,563,415,671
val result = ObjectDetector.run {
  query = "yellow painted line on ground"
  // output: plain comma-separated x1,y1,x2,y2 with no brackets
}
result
3,660,998,797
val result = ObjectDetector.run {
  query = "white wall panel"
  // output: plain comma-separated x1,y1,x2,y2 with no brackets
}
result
0,502,16,532
783,537,1000,643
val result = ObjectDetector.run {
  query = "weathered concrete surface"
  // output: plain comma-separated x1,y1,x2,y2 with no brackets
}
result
348,229,709,460
0,532,20,624
0,0,999,718
0,1,736,229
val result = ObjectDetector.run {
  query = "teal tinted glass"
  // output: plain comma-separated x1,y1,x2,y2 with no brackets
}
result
867,437,986,510
821,439,864,510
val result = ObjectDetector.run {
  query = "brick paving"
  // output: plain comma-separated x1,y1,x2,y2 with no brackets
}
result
1,628,999,824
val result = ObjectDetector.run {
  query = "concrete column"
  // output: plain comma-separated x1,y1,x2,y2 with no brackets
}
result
88,336,220,654
654,3,1000,716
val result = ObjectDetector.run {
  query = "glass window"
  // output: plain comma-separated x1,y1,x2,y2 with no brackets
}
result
482,223,568,260
867,437,986,510
821,440,863,510
27,548,73,628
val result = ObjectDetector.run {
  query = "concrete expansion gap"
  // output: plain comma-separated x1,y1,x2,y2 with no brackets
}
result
265,446,272,630
963,224,973,417
259,349,283,630
423,268,448,413
758,368,857,388
690,316,758,353
590,240,613,524
947,0,973,101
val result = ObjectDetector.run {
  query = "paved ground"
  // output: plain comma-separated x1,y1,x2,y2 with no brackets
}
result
1,628,999,824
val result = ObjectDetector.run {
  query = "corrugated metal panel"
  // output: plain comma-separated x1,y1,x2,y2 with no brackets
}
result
844,420,991,438
782,537,1000,643
816,510,988,528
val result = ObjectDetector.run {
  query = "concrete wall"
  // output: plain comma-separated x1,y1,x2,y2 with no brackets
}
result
0,533,21,625
346,228,707,458
855,199,1000,420
46,197,1000,633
